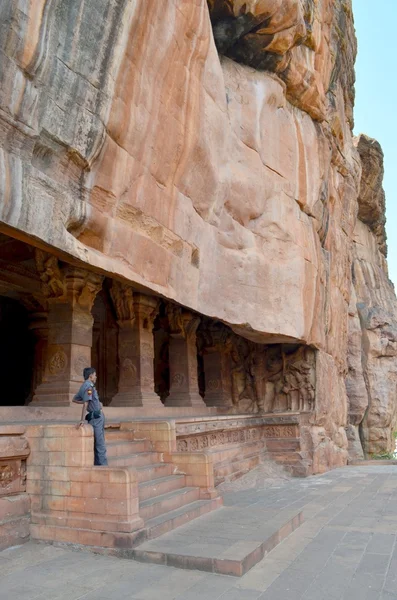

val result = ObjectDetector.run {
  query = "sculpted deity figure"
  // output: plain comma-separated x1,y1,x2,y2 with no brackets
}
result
230,339,258,412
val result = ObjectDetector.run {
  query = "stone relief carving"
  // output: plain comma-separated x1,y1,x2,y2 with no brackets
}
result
197,319,316,414
0,464,14,489
262,346,316,413
35,250,65,299
35,251,103,311
110,281,135,324
166,304,185,336
74,354,88,376
67,268,103,311
166,304,200,339
176,423,296,452
48,349,68,375
121,358,137,384
230,337,258,413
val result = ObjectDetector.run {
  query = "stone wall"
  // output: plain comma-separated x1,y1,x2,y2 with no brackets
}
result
0,1,396,466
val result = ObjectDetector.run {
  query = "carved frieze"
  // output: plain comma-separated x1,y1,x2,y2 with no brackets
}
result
176,422,298,452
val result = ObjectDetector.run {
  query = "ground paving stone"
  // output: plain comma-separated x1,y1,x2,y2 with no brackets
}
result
3,465,397,598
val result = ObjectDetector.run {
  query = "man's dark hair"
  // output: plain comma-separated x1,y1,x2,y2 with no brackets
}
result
83,367,96,380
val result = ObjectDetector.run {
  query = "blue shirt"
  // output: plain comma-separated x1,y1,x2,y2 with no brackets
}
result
73,381,101,413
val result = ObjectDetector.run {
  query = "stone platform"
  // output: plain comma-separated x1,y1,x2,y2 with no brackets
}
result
2,465,397,599
2,413,311,556
132,504,303,576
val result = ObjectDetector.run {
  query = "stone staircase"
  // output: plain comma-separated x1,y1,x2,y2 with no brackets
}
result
264,435,312,477
210,438,268,486
105,427,221,540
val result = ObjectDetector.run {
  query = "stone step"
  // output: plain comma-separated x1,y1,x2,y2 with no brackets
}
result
133,508,303,576
140,487,200,521
144,497,223,540
108,451,160,468
284,462,312,477
105,427,135,441
207,440,267,465
106,440,151,457
214,453,263,485
268,451,302,464
264,438,301,452
139,474,186,502
135,463,175,483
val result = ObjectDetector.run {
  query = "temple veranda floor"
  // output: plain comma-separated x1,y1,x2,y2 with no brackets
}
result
2,464,397,600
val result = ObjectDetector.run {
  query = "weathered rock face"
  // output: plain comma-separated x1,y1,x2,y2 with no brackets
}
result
0,0,394,469
208,0,356,123
346,135,397,457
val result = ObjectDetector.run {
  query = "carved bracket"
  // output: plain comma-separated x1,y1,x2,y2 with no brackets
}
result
110,281,135,325
35,250,65,300
35,251,103,311
166,303,200,339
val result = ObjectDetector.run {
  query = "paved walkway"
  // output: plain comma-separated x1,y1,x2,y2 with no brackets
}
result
2,465,397,599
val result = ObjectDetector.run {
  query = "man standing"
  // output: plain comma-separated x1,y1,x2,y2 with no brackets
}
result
73,367,108,466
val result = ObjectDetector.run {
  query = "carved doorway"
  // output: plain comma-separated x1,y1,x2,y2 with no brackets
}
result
91,284,118,406
0,297,35,405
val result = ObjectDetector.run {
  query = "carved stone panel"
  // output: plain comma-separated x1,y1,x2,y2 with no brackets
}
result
0,459,26,496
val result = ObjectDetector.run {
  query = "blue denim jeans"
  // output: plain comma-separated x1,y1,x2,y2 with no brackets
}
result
91,413,108,466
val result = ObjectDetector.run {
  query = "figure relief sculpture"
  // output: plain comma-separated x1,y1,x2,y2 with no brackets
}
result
35,250,65,299
230,337,259,413
167,303,200,340
74,271,104,311
110,281,135,325
262,345,316,413
198,320,231,355
166,304,185,337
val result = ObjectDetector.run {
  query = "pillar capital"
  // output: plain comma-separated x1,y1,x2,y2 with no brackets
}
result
166,304,200,339
110,281,135,326
35,250,103,311
133,293,159,327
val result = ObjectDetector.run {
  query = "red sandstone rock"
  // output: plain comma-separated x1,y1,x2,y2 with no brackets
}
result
0,0,395,470
346,135,397,456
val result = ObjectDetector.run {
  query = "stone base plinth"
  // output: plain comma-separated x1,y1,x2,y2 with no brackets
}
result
111,391,163,408
0,405,218,424
175,413,312,481
0,495,30,551
132,508,303,576
165,393,206,409
31,381,81,406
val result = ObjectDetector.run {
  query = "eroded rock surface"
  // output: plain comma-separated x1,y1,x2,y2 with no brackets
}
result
208,0,356,122
0,0,395,469
346,135,397,457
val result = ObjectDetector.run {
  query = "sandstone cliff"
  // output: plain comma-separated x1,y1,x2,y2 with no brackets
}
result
0,0,395,468
346,135,397,457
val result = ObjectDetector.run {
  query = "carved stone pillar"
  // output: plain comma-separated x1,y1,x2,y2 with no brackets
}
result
27,312,48,405
165,306,205,408
203,332,233,408
111,284,161,407
197,323,233,407
32,254,103,406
